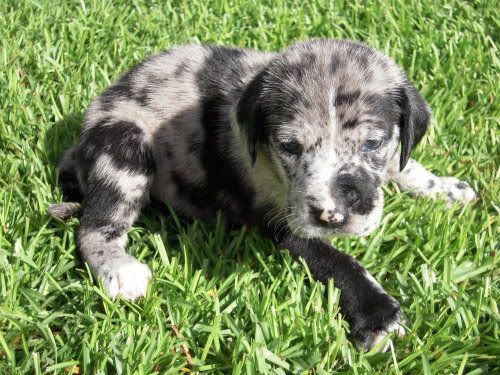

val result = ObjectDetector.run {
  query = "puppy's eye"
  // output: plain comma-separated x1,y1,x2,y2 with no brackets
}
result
281,140,303,154
362,138,382,152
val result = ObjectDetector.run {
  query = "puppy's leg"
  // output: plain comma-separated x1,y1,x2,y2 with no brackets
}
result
77,120,155,300
387,153,477,205
279,236,404,351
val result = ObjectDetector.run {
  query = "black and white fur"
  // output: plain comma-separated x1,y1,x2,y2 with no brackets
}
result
49,40,476,351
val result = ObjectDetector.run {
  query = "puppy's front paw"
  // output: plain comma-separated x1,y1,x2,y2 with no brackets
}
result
434,177,477,206
98,255,152,300
351,294,405,352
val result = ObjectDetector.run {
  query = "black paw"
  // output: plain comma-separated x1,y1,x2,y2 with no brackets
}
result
349,293,405,352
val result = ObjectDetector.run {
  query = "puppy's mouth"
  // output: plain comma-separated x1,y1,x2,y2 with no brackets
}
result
283,208,352,238
284,205,379,239
308,205,349,230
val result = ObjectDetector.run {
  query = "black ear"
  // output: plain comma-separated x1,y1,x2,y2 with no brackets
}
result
398,82,432,171
236,70,267,166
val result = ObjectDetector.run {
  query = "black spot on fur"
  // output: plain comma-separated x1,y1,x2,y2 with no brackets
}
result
100,77,132,109
174,61,188,77
456,182,467,189
306,195,318,203
180,46,259,223
428,179,435,188
79,180,124,230
277,236,401,347
342,118,359,129
330,56,341,74
366,95,400,132
305,138,322,153
59,168,83,201
134,87,150,106
312,137,323,149
99,51,173,109
100,64,147,109
78,118,155,176
272,86,310,121
334,167,379,215
301,52,317,66
356,52,369,71
335,90,361,107
287,62,305,83
102,223,129,241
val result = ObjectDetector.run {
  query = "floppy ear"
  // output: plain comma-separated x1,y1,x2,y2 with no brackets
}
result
236,70,267,166
398,82,432,171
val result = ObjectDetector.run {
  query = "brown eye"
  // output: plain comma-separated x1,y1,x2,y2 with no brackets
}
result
281,140,303,154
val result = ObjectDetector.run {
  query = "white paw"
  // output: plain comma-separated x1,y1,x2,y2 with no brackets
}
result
434,177,477,207
365,319,406,353
99,256,152,301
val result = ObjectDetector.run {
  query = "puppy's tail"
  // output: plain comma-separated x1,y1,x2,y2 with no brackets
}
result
48,202,82,220
49,146,84,220
58,146,84,202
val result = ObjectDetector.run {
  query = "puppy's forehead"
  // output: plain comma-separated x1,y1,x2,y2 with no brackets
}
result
263,40,404,139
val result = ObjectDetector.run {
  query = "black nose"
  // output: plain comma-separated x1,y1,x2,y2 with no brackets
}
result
344,188,359,205
332,168,379,215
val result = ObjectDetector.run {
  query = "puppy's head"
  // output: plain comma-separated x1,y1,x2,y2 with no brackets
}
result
237,39,431,238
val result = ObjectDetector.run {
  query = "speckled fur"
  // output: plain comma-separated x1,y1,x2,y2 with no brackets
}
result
51,39,476,350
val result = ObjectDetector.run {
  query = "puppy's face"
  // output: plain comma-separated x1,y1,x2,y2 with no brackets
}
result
238,40,431,238
267,95,399,237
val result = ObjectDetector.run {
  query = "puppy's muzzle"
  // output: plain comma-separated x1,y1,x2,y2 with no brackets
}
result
309,203,350,227
320,209,345,224
309,175,364,227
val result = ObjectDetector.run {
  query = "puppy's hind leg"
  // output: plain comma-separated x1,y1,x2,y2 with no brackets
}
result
387,152,477,206
77,120,155,300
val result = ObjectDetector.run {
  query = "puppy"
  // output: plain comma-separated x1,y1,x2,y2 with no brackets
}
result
50,39,476,350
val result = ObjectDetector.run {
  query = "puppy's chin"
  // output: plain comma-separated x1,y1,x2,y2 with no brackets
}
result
341,212,383,237
290,218,381,239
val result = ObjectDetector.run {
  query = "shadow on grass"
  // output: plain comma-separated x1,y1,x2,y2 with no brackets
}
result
43,112,83,167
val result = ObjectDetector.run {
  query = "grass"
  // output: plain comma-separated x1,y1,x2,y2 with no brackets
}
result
0,0,498,373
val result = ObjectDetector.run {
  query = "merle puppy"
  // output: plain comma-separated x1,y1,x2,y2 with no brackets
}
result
50,39,476,350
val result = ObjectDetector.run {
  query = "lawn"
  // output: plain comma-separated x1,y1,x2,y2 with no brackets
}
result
0,0,498,373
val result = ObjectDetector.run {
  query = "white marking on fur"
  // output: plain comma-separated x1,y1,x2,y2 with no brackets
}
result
95,154,149,201
78,228,151,301
319,210,330,223
356,308,406,352
366,318,406,353
333,212,344,222
328,88,337,128
387,155,477,206
104,258,152,300
319,209,344,224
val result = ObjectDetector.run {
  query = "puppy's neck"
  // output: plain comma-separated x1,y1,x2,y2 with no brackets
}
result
229,107,286,211
249,147,288,210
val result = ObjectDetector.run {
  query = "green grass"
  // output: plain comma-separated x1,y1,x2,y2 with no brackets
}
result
0,0,498,373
